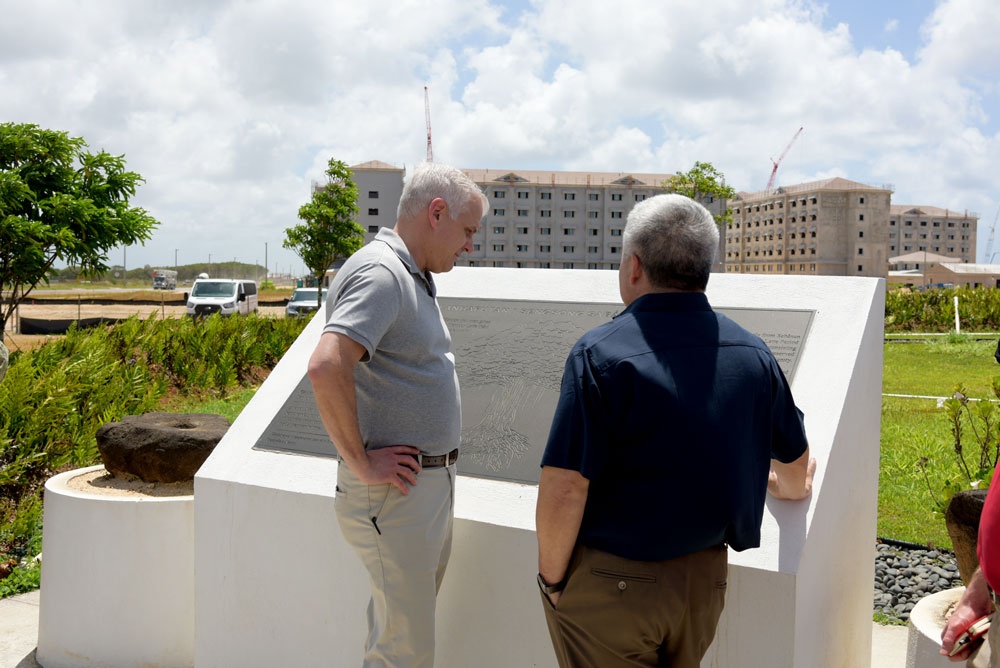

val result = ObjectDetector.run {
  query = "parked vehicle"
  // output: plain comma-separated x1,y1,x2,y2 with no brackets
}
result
152,269,178,290
285,288,328,318
185,279,258,317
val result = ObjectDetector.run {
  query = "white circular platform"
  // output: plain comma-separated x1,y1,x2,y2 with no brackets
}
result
36,465,195,668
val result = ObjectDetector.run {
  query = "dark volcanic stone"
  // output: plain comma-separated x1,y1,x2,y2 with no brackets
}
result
96,413,230,483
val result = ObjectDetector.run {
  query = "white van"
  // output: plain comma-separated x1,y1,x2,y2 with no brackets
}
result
185,279,259,317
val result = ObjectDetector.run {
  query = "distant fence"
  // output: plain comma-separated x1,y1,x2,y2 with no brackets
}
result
17,317,127,335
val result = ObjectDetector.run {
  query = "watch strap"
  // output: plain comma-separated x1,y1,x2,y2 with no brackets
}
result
537,572,566,595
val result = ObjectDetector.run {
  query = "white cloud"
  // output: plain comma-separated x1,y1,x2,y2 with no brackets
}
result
919,0,1000,78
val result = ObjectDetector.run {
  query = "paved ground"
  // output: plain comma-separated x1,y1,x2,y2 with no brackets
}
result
0,591,40,668
0,588,910,667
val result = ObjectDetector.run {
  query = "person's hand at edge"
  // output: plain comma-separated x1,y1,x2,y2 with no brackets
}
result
768,452,816,500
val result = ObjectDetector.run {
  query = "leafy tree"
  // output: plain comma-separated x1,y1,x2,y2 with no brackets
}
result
665,161,737,225
0,123,158,336
284,158,363,309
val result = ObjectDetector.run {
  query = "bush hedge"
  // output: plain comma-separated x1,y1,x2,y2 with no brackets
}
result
0,314,306,595
886,286,1000,333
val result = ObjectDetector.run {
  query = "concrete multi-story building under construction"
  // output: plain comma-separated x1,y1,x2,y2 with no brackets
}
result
349,161,726,270
348,163,977,278
887,204,976,262
726,178,977,277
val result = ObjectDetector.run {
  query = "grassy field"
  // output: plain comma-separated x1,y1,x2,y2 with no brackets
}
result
879,338,1000,548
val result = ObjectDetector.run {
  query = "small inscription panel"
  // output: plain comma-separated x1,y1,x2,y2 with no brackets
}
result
254,375,337,458
254,298,814,486
717,306,813,381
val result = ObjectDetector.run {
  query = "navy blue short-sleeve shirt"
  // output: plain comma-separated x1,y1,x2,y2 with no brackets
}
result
541,291,808,562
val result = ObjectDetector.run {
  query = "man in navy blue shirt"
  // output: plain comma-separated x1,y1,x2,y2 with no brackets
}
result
535,193,815,668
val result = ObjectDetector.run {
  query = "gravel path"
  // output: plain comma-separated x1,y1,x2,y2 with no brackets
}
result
874,540,963,623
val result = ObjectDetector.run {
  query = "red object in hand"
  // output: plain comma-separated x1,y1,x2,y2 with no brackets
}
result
950,615,991,657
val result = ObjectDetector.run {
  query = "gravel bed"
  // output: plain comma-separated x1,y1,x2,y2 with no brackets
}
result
874,540,963,623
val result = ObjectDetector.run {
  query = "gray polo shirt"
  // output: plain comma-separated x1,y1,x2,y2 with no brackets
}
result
323,228,460,456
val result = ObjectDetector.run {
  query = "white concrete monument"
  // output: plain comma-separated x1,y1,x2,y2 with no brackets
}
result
194,267,884,668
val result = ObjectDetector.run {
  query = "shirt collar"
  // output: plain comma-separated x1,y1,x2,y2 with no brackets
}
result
375,228,436,297
618,291,711,317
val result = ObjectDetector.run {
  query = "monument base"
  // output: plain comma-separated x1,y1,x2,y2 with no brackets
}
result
907,587,965,668
37,465,195,668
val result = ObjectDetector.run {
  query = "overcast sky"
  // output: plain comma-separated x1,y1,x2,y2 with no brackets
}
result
3,0,999,273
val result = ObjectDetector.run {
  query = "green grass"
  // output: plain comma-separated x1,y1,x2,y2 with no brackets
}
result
878,339,1000,549
883,339,999,397
162,387,259,423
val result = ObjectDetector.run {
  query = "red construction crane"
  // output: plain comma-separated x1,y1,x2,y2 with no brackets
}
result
766,126,803,191
424,86,433,162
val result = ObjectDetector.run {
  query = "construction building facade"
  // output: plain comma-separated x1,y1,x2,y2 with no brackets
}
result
349,161,728,271
887,205,976,262
725,178,896,277
349,163,977,279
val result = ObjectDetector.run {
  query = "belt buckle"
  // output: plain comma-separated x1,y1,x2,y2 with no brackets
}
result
416,452,424,469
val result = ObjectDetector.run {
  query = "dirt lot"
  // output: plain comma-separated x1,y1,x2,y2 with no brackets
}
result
4,302,287,352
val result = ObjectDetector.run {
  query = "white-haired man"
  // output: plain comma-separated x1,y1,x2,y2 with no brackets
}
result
536,193,815,668
308,162,487,668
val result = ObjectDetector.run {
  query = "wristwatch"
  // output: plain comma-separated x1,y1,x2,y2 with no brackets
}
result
537,572,566,595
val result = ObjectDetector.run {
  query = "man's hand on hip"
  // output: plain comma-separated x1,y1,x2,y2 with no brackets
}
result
348,445,422,494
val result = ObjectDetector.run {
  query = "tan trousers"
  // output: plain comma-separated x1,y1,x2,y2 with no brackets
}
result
967,612,996,667
541,544,728,668
335,463,455,668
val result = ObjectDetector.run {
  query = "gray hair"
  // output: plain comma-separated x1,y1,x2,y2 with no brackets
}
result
622,194,719,290
397,162,488,223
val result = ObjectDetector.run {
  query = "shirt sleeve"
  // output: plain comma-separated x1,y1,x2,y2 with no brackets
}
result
540,345,606,480
768,357,809,463
323,263,401,362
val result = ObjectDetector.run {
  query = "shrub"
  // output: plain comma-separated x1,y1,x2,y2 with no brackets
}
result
0,314,306,594
886,287,1000,333
918,382,1000,512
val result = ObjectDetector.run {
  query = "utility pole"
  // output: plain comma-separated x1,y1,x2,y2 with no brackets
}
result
425,86,433,162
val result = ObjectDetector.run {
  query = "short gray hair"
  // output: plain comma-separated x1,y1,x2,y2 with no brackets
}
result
397,162,488,222
622,194,719,290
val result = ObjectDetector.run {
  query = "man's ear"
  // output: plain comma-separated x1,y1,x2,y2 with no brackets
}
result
428,198,448,229
628,253,644,285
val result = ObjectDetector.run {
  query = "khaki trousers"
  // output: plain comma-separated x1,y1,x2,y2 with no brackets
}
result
967,612,995,667
335,463,455,668
541,544,728,668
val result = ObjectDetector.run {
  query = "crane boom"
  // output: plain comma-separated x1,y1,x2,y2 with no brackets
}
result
424,86,433,162
766,126,803,190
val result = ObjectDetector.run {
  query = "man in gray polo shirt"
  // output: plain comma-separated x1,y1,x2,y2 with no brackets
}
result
308,162,487,668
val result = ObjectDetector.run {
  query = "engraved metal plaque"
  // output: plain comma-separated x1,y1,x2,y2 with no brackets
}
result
444,299,623,486
254,374,336,458
254,298,814,486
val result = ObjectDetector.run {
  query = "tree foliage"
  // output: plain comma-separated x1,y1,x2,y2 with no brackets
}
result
665,161,737,225
0,123,158,335
284,158,363,309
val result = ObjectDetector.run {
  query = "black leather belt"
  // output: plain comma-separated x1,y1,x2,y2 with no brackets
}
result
414,449,459,468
